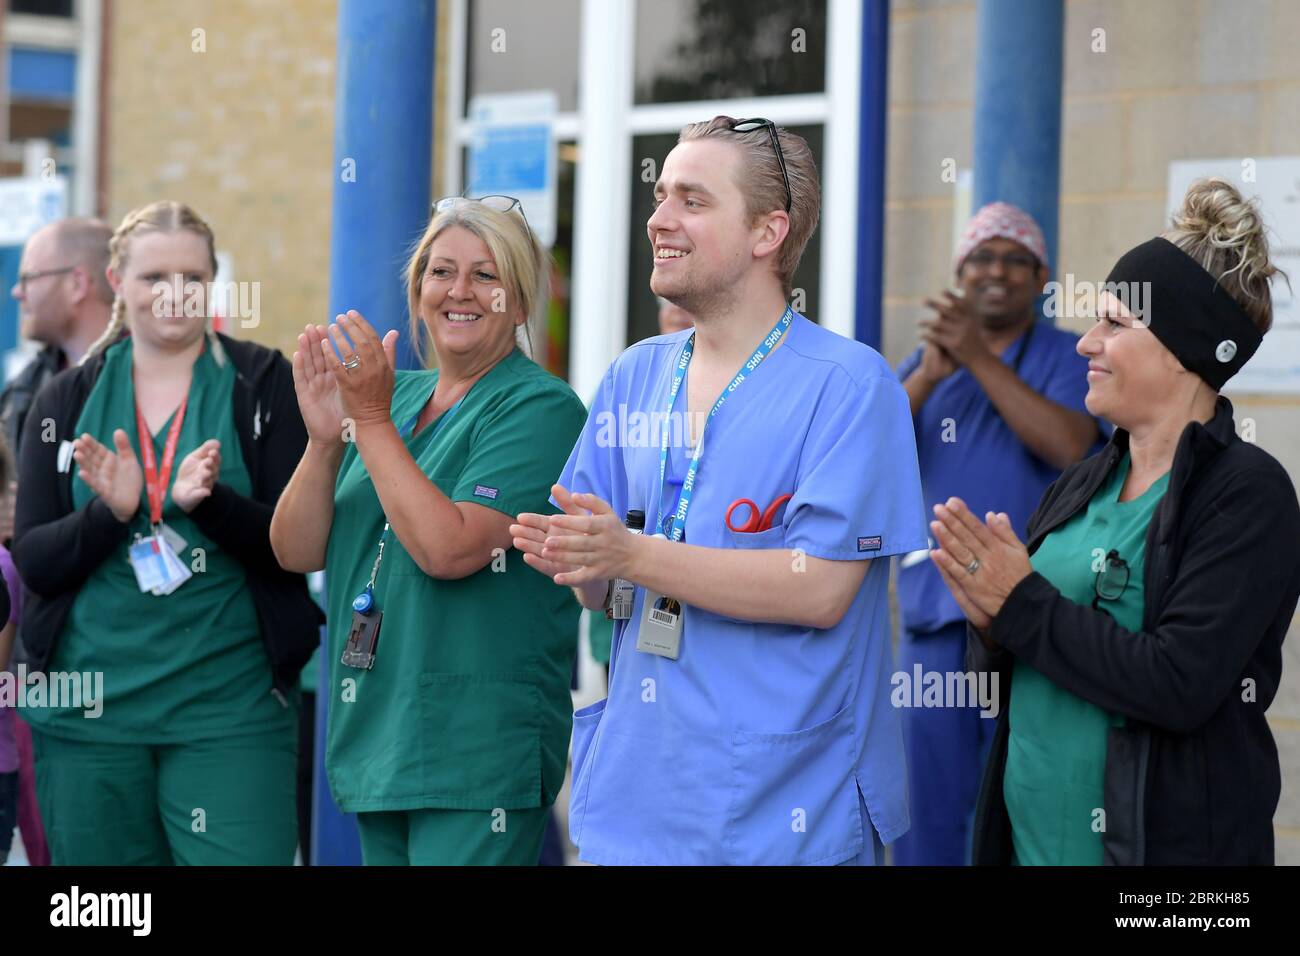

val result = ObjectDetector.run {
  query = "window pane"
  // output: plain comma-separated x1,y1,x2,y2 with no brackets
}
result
634,0,826,105
466,0,582,114
9,101,73,145
626,125,823,346
9,0,74,17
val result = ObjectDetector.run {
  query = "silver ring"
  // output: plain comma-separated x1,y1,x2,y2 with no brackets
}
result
342,354,361,370
965,557,981,575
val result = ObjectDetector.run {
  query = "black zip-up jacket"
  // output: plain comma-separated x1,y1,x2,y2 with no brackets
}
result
0,342,64,461
12,332,323,698
969,396,1300,865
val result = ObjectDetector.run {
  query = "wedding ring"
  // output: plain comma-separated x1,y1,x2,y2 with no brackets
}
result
342,354,361,370
965,557,981,575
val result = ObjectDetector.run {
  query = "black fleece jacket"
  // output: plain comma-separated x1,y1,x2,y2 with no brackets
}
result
969,396,1300,865
12,332,322,697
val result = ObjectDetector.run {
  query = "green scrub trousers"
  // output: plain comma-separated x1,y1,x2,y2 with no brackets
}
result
356,806,551,866
33,727,296,865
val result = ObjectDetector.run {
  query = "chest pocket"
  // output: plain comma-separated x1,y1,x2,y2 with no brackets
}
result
726,525,786,550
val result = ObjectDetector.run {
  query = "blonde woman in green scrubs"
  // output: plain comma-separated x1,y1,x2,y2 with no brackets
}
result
271,196,585,865
15,201,320,865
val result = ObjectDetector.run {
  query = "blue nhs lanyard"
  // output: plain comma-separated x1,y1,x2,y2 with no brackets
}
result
655,306,793,541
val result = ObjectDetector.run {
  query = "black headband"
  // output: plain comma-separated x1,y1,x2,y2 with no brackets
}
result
1103,237,1262,390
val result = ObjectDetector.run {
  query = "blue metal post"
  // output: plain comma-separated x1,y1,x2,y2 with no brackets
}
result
315,0,437,866
328,0,436,371
972,0,1064,275
854,0,889,351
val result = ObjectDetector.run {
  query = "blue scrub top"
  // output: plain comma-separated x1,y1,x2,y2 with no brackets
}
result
556,314,928,865
894,322,1103,634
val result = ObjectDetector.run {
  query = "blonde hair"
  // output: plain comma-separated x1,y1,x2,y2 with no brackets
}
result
677,116,821,299
82,200,225,365
404,200,546,368
1163,178,1287,334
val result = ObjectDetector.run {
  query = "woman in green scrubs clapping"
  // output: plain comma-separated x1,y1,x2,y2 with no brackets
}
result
271,196,586,865
15,201,320,864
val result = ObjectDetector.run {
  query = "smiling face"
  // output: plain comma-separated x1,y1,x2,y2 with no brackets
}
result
417,225,522,368
647,139,777,313
1077,290,1193,428
110,229,213,353
957,237,1048,330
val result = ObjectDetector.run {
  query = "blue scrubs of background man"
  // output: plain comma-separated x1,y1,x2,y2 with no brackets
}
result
512,116,927,865
893,202,1104,866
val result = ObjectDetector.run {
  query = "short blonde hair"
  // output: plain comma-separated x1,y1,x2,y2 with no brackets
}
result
404,200,547,367
677,116,820,298
1163,177,1287,334
83,200,224,364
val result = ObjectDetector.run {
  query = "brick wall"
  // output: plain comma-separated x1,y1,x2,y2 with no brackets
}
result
105,0,337,359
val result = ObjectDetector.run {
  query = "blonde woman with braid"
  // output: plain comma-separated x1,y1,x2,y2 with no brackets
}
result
12,201,321,865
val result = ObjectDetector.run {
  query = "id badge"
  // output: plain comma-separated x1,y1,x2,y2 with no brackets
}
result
636,589,683,660
341,610,382,670
128,536,171,593
158,522,188,557
609,578,636,620
151,540,193,595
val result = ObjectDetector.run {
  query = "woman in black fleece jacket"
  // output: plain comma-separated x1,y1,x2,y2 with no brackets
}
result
12,201,319,865
930,179,1300,865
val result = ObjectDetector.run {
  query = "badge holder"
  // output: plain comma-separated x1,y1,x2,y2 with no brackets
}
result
636,587,683,660
342,532,386,670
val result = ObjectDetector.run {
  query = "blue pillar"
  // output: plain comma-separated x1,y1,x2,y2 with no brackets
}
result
316,0,437,866
972,0,1064,275
328,0,436,372
854,0,889,351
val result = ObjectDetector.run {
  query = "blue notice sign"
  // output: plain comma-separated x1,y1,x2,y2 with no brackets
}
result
464,92,557,247
468,125,549,194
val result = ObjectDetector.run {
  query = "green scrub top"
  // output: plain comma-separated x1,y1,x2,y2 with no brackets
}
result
27,337,293,743
1004,452,1169,865
324,348,586,814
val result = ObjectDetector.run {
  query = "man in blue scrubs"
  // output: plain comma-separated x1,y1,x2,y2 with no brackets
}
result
511,116,927,865
892,202,1104,865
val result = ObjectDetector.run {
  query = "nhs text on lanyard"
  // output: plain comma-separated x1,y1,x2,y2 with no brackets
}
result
638,307,792,661
655,306,792,542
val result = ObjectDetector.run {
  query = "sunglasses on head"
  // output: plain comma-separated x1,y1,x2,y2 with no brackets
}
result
726,118,792,213
431,194,533,235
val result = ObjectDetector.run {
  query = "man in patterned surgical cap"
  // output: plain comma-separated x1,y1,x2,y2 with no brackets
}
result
892,201,1106,865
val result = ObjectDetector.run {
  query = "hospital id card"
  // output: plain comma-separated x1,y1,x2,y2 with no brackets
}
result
158,521,188,558
637,589,682,660
128,536,170,592
151,536,193,595
128,534,189,595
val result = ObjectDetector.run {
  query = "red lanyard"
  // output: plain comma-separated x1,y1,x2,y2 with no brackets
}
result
134,396,188,530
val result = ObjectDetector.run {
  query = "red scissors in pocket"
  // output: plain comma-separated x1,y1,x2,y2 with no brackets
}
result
725,493,792,533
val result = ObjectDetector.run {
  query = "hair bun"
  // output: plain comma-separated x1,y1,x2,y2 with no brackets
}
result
1171,178,1276,289
1164,177,1286,333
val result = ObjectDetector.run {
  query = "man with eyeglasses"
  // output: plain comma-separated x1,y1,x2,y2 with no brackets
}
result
892,202,1105,866
514,116,927,865
0,218,111,868
1,218,113,469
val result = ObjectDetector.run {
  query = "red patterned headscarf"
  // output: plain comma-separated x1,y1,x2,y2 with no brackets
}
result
953,201,1048,275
